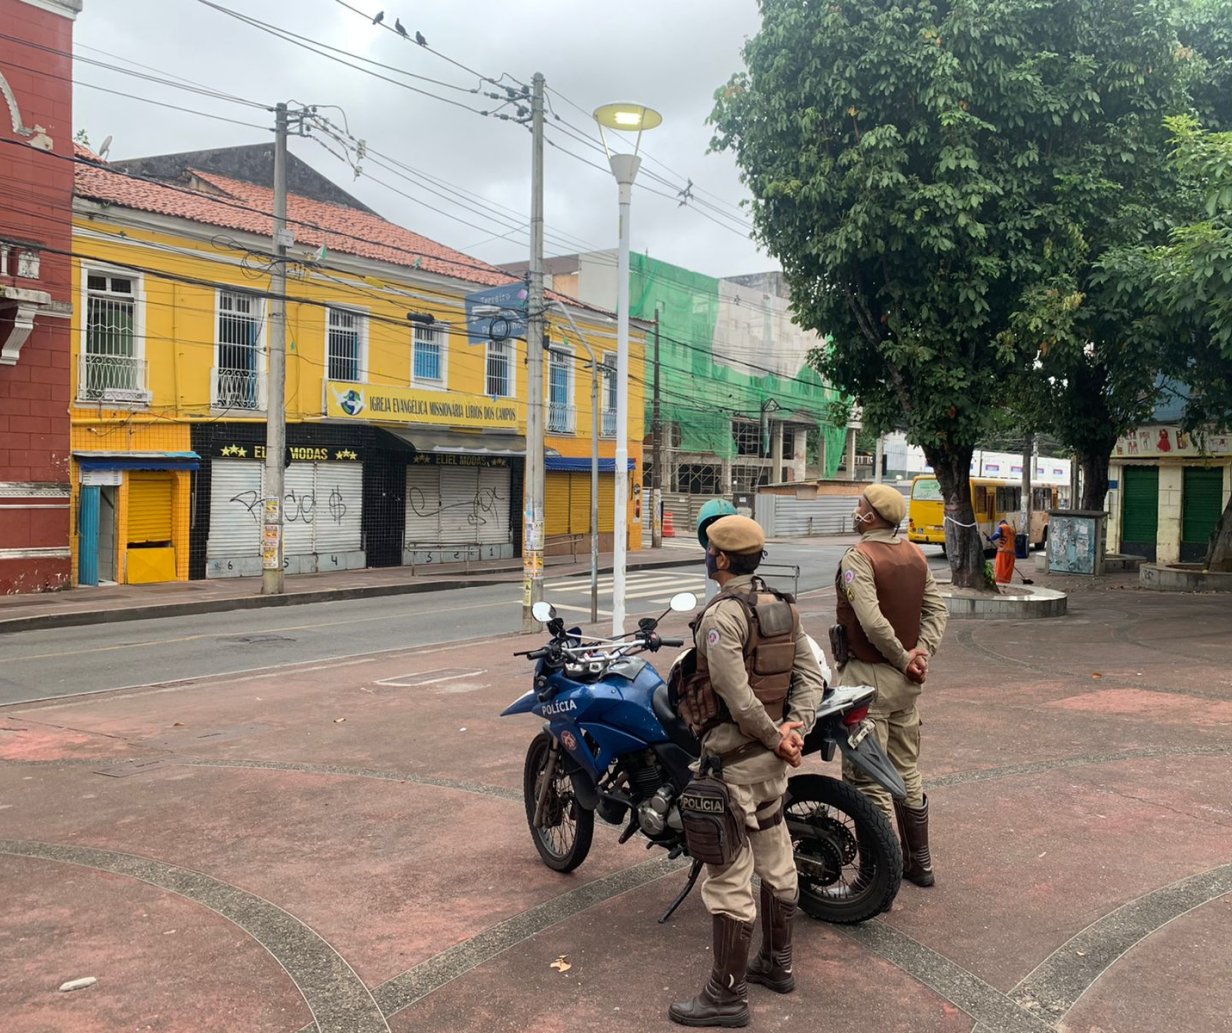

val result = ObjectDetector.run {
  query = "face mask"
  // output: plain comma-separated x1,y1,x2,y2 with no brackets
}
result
852,508,874,533
705,549,720,580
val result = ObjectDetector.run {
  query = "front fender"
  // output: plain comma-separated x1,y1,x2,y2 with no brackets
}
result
500,690,539,717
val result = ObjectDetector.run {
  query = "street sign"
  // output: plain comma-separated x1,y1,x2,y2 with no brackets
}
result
465,282,529,345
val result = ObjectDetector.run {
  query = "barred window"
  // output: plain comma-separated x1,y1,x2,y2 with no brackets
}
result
82,272,143,401
328,307,364,382
486,339,511,397
413,324,443,384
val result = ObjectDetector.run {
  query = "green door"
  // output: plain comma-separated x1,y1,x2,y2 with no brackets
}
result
1121,466,1159,560
1181,466,1224,563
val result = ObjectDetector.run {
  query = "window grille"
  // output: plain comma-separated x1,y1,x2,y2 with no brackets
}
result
486,339,511,397
82,273,142,400
413,324,443,384
328,308,364,382
216,291,263,409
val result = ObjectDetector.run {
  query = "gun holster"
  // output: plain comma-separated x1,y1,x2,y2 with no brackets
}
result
829,623,849,667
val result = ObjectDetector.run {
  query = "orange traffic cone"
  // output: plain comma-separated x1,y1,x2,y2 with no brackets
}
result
662,510,676,537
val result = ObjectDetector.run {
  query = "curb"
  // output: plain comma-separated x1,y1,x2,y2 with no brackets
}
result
0,556,703,635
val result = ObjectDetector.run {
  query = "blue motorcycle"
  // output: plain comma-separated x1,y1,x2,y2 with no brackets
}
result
501,593,906,924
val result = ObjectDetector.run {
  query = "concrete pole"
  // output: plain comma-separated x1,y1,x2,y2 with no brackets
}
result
609,151,641,636
846,427,857,481
521,74,546,631
873,434,884,484
261,102,289,596
1020,434,1033,542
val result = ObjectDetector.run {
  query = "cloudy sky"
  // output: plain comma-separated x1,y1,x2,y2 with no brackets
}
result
72,0,771,278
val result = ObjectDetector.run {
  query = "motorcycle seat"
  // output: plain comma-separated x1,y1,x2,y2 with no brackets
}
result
652,682,700,754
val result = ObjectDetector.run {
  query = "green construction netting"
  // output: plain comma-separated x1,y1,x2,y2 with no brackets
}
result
630,253,846,476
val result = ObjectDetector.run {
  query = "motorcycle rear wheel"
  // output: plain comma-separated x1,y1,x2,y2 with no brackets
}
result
523,731,594,872
786,773,901,924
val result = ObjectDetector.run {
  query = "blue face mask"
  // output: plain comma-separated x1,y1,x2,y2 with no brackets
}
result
705,549,720,580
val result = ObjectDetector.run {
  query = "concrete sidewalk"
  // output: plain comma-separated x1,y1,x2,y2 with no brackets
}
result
0,546,703,634
1,583,1230,1032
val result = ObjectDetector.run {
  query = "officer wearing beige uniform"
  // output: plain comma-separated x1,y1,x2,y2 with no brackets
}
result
670,515,826,1028
836,484,948,887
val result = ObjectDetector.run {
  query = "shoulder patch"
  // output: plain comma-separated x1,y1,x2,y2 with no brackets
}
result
843,569,855,584
706,628,721,646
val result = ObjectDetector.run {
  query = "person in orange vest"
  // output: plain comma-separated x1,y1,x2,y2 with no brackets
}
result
990,518,1016,584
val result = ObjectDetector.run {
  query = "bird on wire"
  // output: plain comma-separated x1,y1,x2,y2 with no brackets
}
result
415,30,428,46
394,17,408,37
372,9,384,25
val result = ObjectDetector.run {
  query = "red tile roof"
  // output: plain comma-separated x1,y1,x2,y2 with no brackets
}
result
73,146,518,289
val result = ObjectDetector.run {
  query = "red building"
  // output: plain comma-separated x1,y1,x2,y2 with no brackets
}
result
0,0,80,593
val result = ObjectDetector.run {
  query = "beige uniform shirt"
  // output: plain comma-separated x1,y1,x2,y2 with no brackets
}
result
695,574,827,784
837,528,948,671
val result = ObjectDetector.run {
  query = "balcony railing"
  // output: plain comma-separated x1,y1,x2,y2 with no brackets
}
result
547,403,575,434
601,409,617,437
78,353,149,404
212,366,268,411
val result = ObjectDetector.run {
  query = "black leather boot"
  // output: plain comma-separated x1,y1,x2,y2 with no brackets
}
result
894,795,936,887
668,914,754,1027
746,883,796,993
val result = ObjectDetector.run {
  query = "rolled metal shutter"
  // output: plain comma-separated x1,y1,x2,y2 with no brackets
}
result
1121,465,1159,559
439,467,479,544
313,462,363,553
280,463,316,557
546,471,571,535
405,465,441,545
208,460,263,559
1181,466,1223,559
475,465,511,546
127,471,173,544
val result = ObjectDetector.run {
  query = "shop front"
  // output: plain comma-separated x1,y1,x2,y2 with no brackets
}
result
191,423,366,579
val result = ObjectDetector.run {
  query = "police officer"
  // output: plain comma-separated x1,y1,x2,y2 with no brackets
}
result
836,484,948,887
670,515,826,1028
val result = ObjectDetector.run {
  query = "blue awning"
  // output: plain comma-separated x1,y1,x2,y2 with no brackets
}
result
546,456,636,473
74,451,201,471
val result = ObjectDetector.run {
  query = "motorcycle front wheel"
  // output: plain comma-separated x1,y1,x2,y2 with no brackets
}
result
785,773,901,924
522,731,594,872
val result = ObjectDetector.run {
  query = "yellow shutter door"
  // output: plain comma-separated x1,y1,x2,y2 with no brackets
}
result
127,472,173,544
567,471,616,533
545,471,572,535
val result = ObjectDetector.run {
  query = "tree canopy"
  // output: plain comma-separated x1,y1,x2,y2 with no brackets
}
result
711,0,1208,584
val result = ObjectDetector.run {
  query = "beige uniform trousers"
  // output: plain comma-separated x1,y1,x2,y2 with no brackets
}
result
839,657,924,822
700,773,796,924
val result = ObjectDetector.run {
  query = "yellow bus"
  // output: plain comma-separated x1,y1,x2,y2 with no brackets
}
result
907,476,1058,553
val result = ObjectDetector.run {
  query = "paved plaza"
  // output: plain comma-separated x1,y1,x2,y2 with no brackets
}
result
2,579,1230,1032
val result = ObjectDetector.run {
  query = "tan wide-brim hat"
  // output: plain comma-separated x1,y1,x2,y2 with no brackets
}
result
707,515,766,555
864,483,906,525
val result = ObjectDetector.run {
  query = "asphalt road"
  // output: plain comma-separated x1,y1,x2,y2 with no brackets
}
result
0,541,947,705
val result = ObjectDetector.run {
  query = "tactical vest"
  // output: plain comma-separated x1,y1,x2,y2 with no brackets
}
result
677,577,799,735
835,539,927,665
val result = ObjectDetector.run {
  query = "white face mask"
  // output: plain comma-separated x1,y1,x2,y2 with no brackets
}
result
852,507,874,532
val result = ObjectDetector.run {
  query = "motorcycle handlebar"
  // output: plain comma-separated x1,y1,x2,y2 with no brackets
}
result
658,637,684,648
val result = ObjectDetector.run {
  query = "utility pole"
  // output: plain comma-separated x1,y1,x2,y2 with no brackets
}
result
1020,433,1033,547
521,73,546,631
651,310,663,549
262,102,290,595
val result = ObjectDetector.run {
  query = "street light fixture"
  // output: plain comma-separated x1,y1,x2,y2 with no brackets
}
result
594,100,661,635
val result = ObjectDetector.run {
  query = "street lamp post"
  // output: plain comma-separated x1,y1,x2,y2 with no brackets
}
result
594,102,661,635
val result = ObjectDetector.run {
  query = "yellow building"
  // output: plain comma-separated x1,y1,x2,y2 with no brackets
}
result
68,143,643,585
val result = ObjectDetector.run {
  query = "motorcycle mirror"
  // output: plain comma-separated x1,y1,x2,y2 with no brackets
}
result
531,601,556,623
668,592,697,613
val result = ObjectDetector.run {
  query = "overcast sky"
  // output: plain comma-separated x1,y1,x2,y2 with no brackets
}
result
72,0,772,279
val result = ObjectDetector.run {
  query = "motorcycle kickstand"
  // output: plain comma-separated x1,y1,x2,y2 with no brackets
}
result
659,858,704,924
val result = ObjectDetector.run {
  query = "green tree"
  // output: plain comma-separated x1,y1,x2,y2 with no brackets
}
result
712,0,1194,587
1099,117,1232,569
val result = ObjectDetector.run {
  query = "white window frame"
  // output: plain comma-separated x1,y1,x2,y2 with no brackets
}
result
326,306,369,384
213,289,267,411
600,350,617,437
411,323,447,390
79,265,147,406
547,343,574,435
484,337,515,399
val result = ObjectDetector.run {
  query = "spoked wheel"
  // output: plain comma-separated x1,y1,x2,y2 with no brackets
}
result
522,731,594,872
786,773,901,924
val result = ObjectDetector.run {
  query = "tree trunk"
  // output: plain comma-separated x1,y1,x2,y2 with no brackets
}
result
924,443,991,591
1204,492,1232,572
1078,448,1111,512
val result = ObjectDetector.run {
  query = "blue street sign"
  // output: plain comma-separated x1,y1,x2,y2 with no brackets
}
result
465,282,529,345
